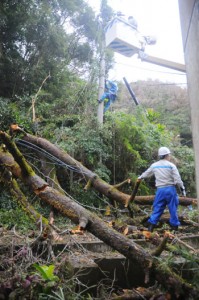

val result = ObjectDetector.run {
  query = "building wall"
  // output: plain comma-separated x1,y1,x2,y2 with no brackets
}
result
178,0,199,200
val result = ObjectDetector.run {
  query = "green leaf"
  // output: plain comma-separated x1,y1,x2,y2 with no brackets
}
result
32,264,59,282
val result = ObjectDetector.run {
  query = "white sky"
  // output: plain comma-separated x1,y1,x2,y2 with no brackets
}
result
86,0,187,85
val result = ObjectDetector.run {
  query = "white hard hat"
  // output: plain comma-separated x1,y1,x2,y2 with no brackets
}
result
158,147,171,156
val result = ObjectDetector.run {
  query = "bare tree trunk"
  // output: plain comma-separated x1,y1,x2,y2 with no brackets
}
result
0,146,53,239
134,195,197,206
0,132,196,298
10,178,49,228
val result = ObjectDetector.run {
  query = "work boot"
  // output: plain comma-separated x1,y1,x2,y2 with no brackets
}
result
148,223,155,232
170,225,178,232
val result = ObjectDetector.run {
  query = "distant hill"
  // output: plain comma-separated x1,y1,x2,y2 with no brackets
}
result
114,79,192,146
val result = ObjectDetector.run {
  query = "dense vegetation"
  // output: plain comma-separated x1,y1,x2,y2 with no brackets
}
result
0,0,197,299
0,0,195,217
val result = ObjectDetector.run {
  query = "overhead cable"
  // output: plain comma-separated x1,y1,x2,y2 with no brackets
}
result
16,139,91,177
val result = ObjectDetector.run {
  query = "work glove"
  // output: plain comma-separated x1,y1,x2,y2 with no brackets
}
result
137,176,142,183
180,187,186,197
188,205,193,211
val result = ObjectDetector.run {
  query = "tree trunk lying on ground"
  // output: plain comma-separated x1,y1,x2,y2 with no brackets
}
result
134,195,197,206
16,134,197,208
0,131,197,299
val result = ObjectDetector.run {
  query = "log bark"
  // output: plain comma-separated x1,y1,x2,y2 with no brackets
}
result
134,195,197,206
0,146,54,239
110,287,158,299
150,235,169,257
8,177,49,229
0,131,197,298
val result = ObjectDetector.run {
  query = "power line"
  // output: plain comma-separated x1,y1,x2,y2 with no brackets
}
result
134,82,187,86
16,139,92,177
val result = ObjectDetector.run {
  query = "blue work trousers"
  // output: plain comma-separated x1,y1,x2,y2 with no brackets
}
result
100,93,116,112
148,186,180,227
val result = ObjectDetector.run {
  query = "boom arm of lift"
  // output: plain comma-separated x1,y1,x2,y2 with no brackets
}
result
138,50,186,73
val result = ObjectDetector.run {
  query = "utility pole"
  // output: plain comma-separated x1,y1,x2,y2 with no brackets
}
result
97,40,106,124
97,0,109,124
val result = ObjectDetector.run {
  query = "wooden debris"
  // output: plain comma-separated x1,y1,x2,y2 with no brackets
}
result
151,235,169,257
70,226,84,235
110,286,165,300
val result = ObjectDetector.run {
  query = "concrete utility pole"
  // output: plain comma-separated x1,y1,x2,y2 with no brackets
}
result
97,41,106,124
178,0,199,202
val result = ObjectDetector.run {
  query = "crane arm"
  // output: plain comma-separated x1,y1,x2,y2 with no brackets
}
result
138,51,186,73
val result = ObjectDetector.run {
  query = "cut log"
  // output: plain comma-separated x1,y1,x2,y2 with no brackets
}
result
134,195,197,206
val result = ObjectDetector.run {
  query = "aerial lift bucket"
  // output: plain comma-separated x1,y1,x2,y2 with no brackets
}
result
105,17,143,57
105,17,186,72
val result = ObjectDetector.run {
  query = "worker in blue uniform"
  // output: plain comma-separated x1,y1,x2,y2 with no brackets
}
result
98,80,118,112
137,147,186,232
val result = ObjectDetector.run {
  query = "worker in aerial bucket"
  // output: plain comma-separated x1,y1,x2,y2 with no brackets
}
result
128,16,138,30
137,147,186,232
98,79,118,112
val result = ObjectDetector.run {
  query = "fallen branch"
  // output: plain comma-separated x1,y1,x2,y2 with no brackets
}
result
113,178,131,189
151,235,169,257
29,73,50,122
83,179,92,191
180,234,199,239
172,236,198,253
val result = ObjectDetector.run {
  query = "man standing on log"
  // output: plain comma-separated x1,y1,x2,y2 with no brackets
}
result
138,147,186,232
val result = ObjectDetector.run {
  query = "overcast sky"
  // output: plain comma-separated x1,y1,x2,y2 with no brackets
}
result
86,0,187,85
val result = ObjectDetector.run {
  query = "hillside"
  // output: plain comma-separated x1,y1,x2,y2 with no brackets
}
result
114,79,192,146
